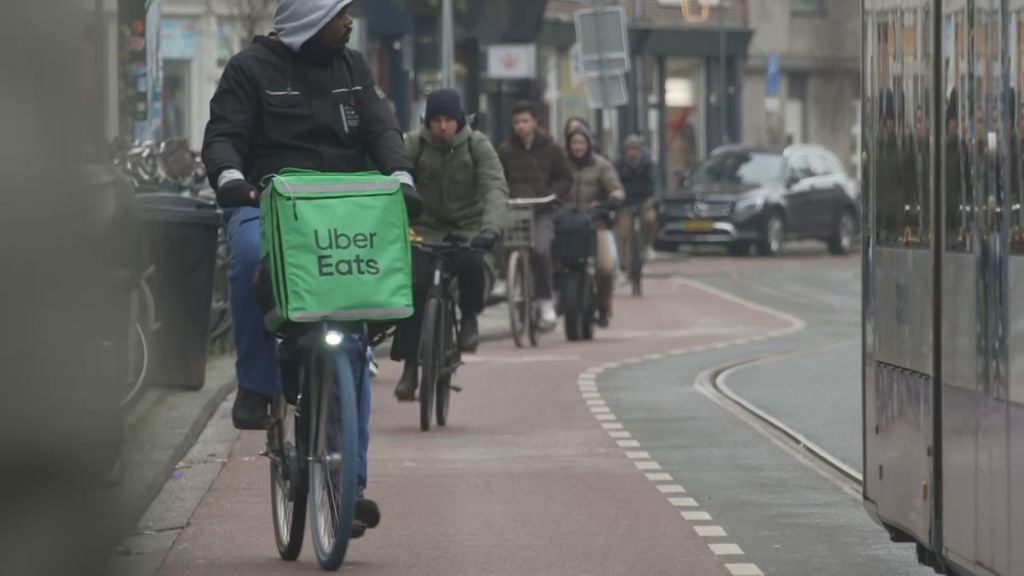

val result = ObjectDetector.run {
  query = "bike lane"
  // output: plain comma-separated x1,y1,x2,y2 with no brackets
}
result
159,269,790,575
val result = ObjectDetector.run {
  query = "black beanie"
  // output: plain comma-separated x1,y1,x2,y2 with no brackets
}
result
425,89,466,129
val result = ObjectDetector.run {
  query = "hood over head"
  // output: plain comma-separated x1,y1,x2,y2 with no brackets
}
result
274,0,355,52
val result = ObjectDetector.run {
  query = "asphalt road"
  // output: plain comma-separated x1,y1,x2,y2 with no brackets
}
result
144,245,934,576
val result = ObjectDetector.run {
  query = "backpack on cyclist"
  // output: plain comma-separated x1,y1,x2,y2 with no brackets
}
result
258,170,414,332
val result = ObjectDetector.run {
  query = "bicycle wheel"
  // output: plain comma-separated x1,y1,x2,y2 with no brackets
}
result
630,216,644,297
419,297,443,431
562,272,583,342
436,299,457,427
120,283,154,411
270,393,307,561
524,253,539,347
507,250,528,348
308,347,360,571
581,272,596,341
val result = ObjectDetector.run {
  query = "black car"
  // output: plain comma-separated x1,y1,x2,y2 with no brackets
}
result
655,145,860,256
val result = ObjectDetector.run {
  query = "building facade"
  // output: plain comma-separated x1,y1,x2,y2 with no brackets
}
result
742,0,861,173
541,0,753,189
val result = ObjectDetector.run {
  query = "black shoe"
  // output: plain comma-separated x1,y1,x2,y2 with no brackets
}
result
394,360,418,402
352,487,381,538
232,388,271,430
596,308,610,329
460,315,480,353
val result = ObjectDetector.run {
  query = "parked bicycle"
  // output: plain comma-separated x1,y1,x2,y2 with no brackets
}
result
412,238,478,431
503,194,558,348
120,266,159,410
267,322,374,570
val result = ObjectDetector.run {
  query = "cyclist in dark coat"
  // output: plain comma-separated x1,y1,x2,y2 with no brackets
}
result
201,0,422,530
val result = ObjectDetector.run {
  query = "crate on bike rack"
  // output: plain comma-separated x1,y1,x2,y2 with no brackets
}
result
504,205,535,249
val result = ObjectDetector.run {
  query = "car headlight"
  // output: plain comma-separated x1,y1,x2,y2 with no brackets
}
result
733,197,765,219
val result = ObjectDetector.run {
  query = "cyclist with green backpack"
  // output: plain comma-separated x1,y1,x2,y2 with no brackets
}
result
202,0,422,536
392,89,508,401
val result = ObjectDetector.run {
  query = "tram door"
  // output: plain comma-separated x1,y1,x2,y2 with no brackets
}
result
863,0,937,549
941,1,1012,573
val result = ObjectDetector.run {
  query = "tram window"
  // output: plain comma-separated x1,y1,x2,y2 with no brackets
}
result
943,89,972,252
1013,101,1024,253
876,90,913,245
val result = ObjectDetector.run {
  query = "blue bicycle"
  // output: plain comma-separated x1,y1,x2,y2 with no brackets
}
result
267,322,377,571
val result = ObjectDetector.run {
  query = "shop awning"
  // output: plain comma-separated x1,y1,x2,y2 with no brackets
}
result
541,19,754,59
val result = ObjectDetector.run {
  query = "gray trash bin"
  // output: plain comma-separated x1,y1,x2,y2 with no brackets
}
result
137,193,222,390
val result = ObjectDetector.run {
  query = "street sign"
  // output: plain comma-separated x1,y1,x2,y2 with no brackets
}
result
574,7,631,76
585,73,629,109
487,44,537,80
765,54,781,97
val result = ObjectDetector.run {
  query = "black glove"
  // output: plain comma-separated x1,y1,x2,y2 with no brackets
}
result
470,229,500,251
402,183,423,223
216,178,259,208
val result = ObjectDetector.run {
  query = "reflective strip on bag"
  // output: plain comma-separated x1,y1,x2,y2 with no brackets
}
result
276,179,398,195
290,307,414,322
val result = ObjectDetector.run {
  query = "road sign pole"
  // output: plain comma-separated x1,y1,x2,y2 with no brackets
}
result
718,1,727,146
440,0,455,89
591,0,607,144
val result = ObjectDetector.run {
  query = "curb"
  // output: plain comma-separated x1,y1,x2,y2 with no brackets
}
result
117,355,237,539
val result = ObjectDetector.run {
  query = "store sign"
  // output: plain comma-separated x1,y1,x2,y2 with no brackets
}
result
161,18,197,60
487,44,537,79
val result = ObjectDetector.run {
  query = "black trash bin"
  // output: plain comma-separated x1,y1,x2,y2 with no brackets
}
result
137,193,222,391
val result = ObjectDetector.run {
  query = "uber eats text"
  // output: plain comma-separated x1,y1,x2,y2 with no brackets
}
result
314,229,381,277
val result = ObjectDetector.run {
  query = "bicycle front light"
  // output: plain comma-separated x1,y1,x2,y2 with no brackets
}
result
324,331,344,347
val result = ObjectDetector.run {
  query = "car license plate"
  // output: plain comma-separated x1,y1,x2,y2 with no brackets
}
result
683,219,714,232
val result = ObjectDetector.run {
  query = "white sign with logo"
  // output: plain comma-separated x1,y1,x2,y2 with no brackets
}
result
487,44,537,80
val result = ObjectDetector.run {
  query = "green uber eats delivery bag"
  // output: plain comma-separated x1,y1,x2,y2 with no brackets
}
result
258,170,414,332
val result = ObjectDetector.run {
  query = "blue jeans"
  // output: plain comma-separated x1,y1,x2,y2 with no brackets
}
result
226,207,371,487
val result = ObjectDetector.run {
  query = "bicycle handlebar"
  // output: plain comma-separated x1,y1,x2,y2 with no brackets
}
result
507,194,559,207
412,238,479,255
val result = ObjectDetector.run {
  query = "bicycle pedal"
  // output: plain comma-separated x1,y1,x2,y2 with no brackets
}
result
258,449,269,457
450,384,463,393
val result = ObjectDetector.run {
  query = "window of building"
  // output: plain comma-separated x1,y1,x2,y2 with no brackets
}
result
792,0,825,16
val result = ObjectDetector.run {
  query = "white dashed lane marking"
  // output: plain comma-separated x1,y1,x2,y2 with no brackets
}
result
634,461,662,471
656,484,687,494
681,511,713,521
725,564,764,576
574,293,795,576
669,497,699,508
709,543,744,556
694,525,728,537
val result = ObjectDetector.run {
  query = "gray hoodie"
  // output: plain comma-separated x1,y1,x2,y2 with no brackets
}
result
274,0,354,52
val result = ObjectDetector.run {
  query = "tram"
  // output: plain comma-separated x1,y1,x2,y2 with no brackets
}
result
863,1,1023,575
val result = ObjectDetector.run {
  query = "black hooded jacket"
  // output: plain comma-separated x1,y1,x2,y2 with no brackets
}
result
202,36,412,188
